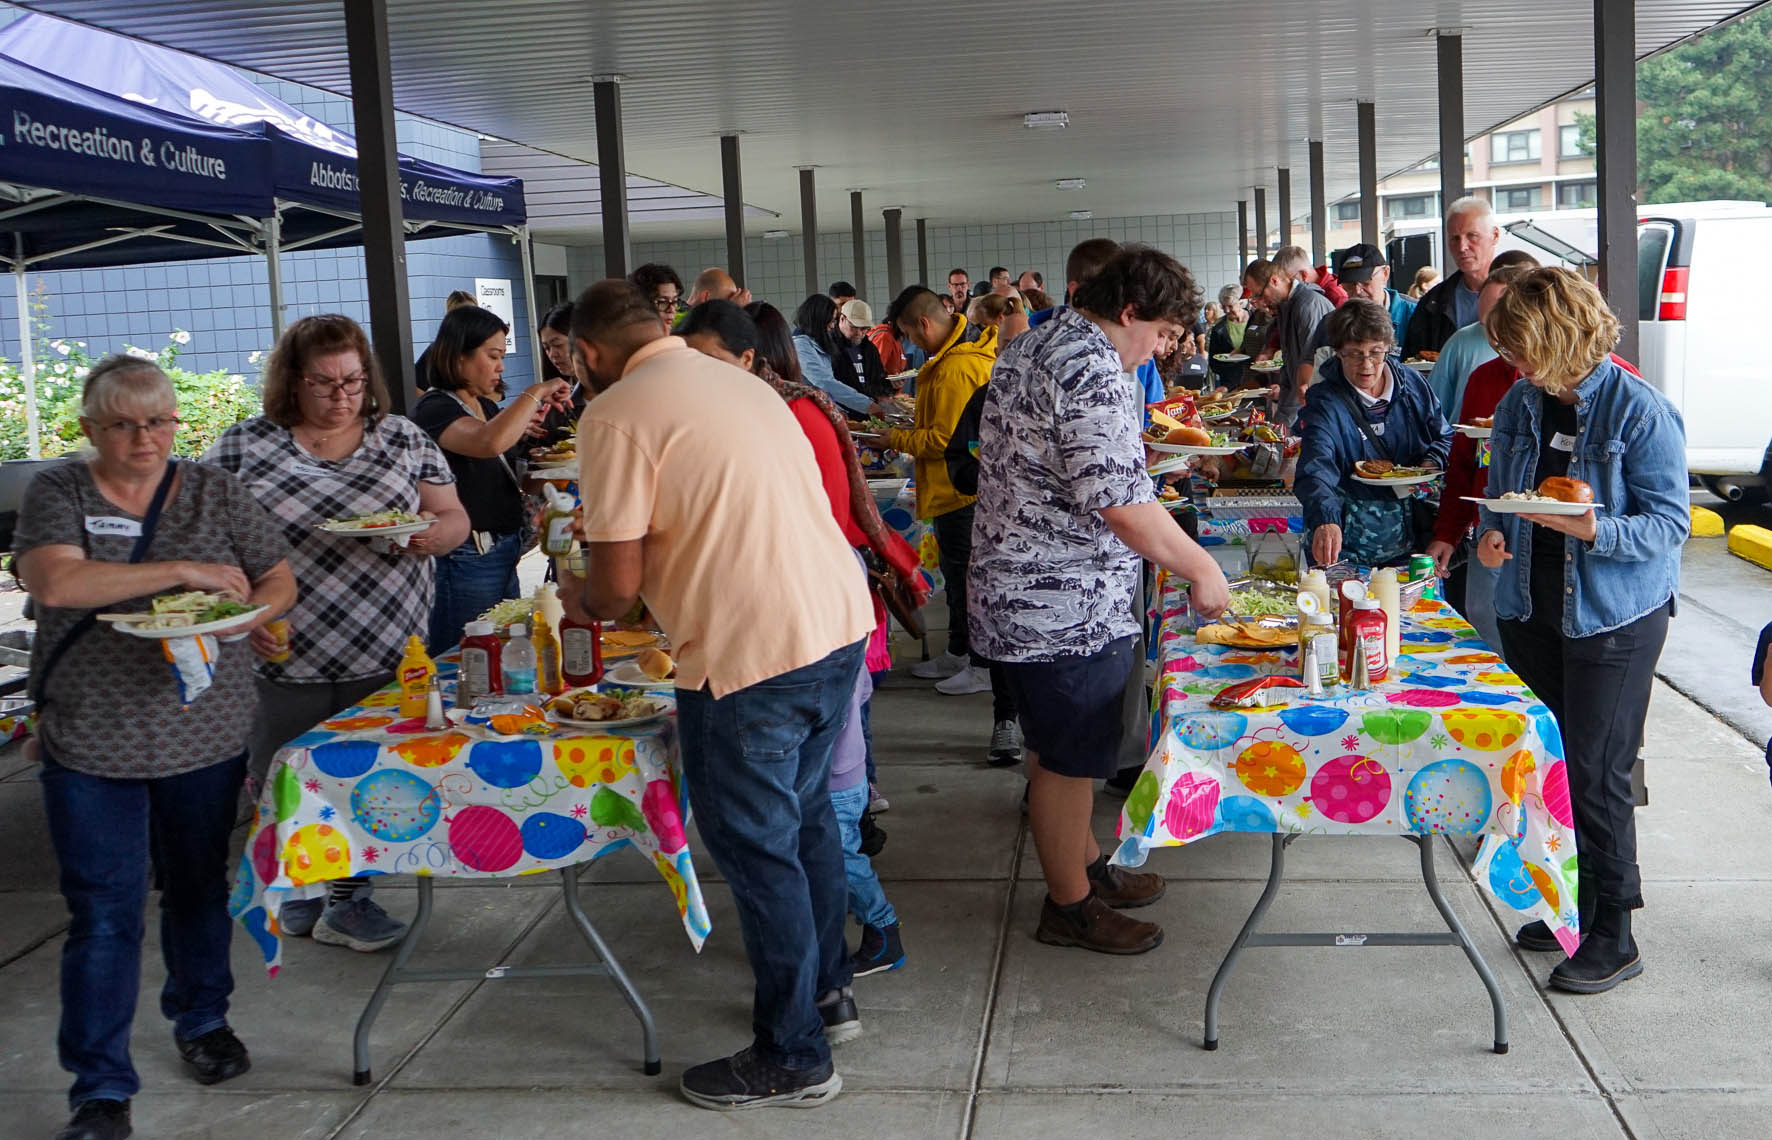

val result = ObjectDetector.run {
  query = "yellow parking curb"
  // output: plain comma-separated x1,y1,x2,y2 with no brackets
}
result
1690,506,1725,538
1727,524,1772,571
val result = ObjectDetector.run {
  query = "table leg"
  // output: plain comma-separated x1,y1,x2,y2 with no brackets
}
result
561,864,663,1076
1202,833,1290,1050
352,876,435,1085
1414,836,1510,1054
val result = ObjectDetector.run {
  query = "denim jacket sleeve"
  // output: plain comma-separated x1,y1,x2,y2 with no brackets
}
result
1587,399,1690,561
794,334,871,414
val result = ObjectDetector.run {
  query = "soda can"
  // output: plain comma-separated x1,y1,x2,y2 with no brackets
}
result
1409,555,1438,600
264,618,293,664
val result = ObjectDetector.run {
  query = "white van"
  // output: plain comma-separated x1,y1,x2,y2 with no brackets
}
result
1394,201,1772,500
1635,200,1772,500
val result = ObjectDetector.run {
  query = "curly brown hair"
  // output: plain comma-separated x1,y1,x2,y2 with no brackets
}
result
261,314,391,428
1071,245,1202,327
1483,267,1619,394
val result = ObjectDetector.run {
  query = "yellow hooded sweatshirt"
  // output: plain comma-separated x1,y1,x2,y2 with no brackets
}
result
886,316,998,519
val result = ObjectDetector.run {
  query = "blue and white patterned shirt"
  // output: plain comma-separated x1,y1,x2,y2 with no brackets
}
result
968,308,1153,662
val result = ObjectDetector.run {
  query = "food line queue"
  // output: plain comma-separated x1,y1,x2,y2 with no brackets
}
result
9,196,1686,1135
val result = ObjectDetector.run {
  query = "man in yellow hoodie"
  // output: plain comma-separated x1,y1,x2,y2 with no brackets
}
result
858,288,998,695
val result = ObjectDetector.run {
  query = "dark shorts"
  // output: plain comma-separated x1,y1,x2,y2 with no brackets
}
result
998,636,1137,780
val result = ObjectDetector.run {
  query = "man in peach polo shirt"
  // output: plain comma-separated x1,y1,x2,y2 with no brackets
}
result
558,280,874,1112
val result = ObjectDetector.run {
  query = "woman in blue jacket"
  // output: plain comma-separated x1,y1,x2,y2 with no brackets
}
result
1295,300,1453,567
1477,268,1687,995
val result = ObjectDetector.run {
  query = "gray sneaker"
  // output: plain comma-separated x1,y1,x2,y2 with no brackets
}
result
988,720,1023,767
312,896,409,952
278,897,324,938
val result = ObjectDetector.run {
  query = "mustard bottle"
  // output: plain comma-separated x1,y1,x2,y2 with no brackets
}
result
397,635,437,718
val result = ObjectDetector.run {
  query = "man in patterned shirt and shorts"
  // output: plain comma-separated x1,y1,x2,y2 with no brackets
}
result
971,246,1231,955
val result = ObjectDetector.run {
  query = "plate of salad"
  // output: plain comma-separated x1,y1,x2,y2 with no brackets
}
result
103,592,266,639
318,510,432,539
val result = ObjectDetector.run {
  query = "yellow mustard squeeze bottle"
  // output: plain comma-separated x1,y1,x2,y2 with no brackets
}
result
397,635,437,718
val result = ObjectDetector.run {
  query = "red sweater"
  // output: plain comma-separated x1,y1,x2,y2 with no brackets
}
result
790,397,868,548
1432,353,1641,545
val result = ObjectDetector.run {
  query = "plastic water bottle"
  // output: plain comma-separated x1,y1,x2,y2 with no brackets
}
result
501,623,538,695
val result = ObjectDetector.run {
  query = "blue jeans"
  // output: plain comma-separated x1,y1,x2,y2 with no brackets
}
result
829,783,897,929
39,749,245,1107
676,640,867,1071
429,532,523,653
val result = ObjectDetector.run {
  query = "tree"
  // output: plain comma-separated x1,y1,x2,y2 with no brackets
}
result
1626,11,1772,204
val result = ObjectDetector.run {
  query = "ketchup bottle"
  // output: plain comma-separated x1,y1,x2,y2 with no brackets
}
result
458,620,503,704
560,612,604,687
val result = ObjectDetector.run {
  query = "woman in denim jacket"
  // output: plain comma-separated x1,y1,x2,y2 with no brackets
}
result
1476,268,1688,995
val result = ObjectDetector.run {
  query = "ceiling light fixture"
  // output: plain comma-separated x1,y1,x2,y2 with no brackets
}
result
1024,110,1070,130
1069,210,1094,221
763,229,790,239
1056,178,1087,191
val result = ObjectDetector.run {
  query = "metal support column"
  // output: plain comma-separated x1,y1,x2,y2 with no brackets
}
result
1358,102,1379,247
915,218,929,286
1309,140,1327,266
13,247,38,458
342,0,415,412
264,209,286,340
720,134,746,288
1277,168,1292,248
1595,0,1639,361
593,77,631,279
799,169,819,298
1254,186,1269,256
1237,200,1249,267
849,190,867,299
883,208,904,299
1437,32,1467,218
518,228,542,386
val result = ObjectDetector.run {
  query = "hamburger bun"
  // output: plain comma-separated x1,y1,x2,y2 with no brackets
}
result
1537,476,1594,504
1164,425,1213,446
635,647,675,681
1354,458,1395,479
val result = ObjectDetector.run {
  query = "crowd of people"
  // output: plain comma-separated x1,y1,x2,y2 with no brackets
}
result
10,195,1688,1133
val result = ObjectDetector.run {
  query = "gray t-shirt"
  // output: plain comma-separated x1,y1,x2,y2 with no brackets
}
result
13,461,290,778
1278,281,1336,419
1453,277,1481,328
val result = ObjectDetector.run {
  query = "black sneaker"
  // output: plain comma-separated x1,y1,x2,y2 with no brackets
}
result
176,1025,251,1085
679,1046,841,1110
851,922,906,977
55,1100,131,1140
816,985,862,1045
857,812,887,858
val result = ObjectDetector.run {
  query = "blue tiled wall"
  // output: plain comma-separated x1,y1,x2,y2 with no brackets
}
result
0,17,533,390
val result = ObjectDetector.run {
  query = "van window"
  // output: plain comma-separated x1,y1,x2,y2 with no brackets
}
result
1637,225,1671,321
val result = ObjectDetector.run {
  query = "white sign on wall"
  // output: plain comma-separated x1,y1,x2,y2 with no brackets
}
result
474,278,516,352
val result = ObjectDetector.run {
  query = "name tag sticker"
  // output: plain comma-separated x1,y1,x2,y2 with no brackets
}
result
1550,432,1576,452
85,516,142,538
289,461,334,479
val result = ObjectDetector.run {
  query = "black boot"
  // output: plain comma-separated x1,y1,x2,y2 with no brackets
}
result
1518,881,1599,953
1549,905,1642,994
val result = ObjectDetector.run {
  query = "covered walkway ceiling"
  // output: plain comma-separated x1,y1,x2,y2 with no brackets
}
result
15,1,1766,239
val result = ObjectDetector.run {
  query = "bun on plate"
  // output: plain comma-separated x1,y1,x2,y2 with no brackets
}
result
1164,425,1213,446
1354,459,1395,478
636,647,675,681
1471,416,1494,428
1536,476,1594,504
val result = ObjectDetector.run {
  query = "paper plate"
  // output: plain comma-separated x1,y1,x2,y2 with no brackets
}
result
110,605,266,640
1352,472,1440,487
602,661,676,692
1462,496,1602,516
1212,353,1250,363
1149,442,1246,456
318,518,433,539
549,693,676,731
1456,424,1493,439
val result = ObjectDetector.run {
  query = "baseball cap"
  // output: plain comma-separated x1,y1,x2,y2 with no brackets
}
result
1334,243,1388,284
840,299,875,327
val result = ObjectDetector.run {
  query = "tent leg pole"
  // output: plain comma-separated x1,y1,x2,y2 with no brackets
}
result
518,227,542,384
266,211,286,341
15,253,39,460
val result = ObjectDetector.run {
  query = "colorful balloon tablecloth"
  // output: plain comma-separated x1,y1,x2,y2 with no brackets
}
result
230,660,710,975
0,710,30,745
1113,573,1581,955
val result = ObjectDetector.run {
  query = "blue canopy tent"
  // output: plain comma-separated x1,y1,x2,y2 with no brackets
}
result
0,14,532,452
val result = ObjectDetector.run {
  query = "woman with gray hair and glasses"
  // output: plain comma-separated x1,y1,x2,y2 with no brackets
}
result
13,354,296,1140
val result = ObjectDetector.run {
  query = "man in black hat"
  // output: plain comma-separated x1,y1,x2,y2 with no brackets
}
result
1335,243,1416,343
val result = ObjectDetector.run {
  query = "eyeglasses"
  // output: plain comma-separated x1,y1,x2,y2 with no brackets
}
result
304,375,368,395
651,296,680,314
1492,344,1519,363
96,415,181,436
1337,350,1391,365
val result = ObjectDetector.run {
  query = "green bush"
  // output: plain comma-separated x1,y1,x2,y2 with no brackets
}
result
0,286,263,461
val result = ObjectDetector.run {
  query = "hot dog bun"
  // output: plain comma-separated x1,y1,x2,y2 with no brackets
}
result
1536,476,1594,504
636,647,675,681
1164,425,1213,446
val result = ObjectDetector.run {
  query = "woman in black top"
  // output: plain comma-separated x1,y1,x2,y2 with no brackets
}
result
410,306,569,650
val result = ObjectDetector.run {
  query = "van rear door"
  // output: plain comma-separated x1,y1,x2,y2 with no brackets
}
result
1636,219,1682,411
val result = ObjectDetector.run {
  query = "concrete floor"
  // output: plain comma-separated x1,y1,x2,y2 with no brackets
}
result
3,533,1771,1138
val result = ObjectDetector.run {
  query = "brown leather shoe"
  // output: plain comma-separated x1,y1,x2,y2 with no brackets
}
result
1036,893,1164,955
1089,862,1167,909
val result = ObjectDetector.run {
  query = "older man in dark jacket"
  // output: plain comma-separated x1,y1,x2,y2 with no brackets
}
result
1401,197,1502,359
1297,301,1454,568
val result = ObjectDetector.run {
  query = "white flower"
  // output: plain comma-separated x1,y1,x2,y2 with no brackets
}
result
227,374,243,384
50,340,69,356
170,330,192,345
51,361,67,376
247,350,264,365
72,366,89,379
124,345,155,360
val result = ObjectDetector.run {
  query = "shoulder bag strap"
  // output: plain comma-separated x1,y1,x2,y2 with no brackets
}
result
1333,383,1394,462
31,460,180,702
